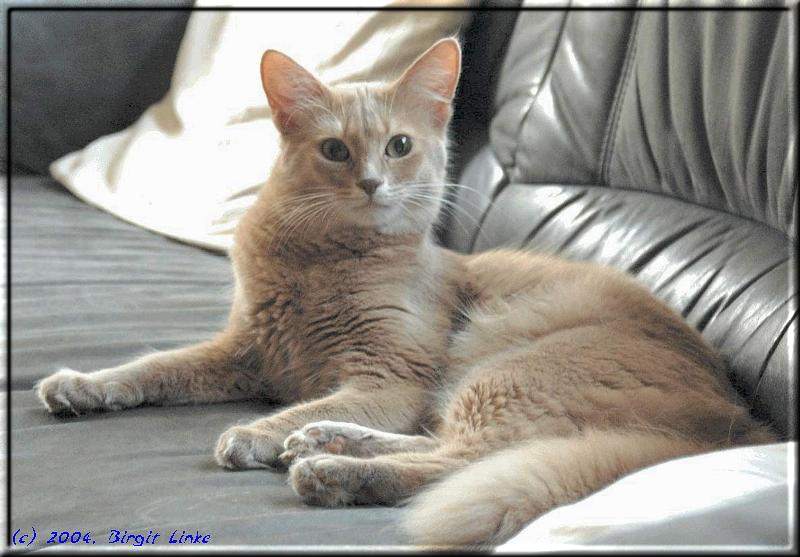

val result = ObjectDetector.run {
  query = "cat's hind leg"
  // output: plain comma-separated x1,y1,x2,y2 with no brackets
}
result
279,421,439,465
287,441,483,507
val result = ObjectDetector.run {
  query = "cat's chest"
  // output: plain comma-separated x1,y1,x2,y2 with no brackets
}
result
246,260,405,358
236,242,457,402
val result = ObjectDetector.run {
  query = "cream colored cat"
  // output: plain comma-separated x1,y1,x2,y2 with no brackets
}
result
36,38,774,547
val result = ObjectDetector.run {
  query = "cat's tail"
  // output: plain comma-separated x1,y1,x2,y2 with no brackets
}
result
401,429,707,548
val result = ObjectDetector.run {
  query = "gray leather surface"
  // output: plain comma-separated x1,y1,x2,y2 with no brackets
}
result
451,9,796,437
7,176,405,546
607,11,796,239
488,9,796,236
490,7,636,186
9,390,405,547
8,6,191,174
9,175,232,390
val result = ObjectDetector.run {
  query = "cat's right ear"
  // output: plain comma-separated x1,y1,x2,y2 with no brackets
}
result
391,38,462,128
260,50,328,135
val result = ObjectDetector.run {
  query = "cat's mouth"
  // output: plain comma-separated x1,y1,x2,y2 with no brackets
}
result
360,199,393,211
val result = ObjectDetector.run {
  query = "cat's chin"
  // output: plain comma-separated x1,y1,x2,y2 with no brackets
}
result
374,215,432,236
349,202,397,223
342,208,425,236
332,198,435,236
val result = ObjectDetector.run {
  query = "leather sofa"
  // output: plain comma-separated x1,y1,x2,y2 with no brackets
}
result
6,3,795,548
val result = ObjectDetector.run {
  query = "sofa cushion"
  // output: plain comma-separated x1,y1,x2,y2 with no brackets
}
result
607,10,795,238
488,9,795,236
8,7,191,174
9,175,231,390
490,8,635,186
8,389,406,547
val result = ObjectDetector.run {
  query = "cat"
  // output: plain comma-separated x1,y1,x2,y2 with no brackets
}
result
36,38,775,547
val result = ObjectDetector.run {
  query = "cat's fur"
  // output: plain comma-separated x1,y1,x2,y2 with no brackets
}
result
36,39,774,547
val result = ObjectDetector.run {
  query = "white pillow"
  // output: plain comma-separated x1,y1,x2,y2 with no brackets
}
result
497,442,794,551
50,0,473,252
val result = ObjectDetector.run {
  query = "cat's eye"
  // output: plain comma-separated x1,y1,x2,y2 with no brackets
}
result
385,134,413,158
320,138,350,162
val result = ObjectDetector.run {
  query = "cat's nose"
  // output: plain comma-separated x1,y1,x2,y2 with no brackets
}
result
357,178,383,196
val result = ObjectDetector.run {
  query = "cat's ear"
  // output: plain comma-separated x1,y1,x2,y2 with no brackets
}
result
260,50,328,135
392,38,462,128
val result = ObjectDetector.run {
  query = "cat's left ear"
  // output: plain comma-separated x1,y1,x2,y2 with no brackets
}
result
391,38,462,128
260,49,329,135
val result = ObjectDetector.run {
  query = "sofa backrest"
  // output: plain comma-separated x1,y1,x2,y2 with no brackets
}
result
8,6,191,175
446,7,796,438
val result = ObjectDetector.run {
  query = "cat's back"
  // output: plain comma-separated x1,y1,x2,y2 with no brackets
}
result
460,248,690,330
452,248,729,386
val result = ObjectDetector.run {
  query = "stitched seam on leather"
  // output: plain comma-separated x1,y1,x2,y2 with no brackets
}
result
506,9,570,181
599,8,642,187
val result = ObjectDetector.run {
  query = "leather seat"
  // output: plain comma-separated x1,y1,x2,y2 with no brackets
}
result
447,6,796,438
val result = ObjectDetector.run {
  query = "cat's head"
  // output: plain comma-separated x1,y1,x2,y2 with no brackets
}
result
260,38,461,237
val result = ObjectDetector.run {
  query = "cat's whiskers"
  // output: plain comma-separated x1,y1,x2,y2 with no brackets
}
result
301,196,341,240
402,191,480,238
403,183,489,218
282,201,334,247
404,181,490,202
272,195,330,234
297,203,338,245
405,183,487,212
270,191,332,214
399,199,431,233
270,194,335,252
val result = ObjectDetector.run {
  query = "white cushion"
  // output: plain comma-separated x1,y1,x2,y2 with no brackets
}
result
50,0,472,252
498,442,794,551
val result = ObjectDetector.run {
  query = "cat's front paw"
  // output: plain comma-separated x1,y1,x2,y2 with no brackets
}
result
279,421,367,466
36,369,99,415
36,368,140,415
214,425,284,470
